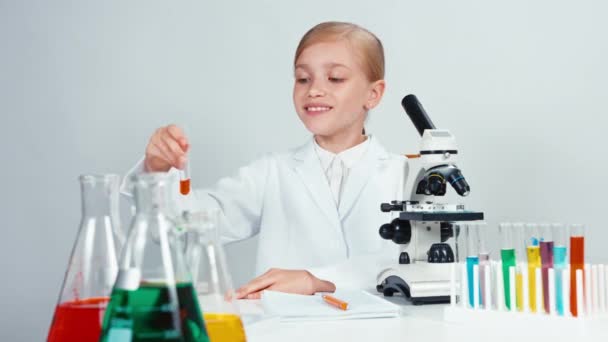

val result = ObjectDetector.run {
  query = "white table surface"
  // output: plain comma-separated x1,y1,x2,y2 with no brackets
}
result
240,297,455,342
238,292,608,342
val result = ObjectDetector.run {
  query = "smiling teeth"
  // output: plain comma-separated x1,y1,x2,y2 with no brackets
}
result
307,107,330,112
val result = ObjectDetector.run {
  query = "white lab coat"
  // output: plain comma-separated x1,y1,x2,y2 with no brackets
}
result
123,136,408,290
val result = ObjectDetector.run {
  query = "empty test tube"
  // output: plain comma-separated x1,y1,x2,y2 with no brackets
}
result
477,222,490,308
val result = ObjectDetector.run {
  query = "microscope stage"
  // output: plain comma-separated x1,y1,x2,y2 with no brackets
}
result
399,210,483,222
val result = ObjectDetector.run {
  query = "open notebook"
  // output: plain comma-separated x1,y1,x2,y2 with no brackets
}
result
260,289,400,322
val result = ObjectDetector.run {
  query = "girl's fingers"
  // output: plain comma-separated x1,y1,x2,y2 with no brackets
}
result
161,135,187,169
152,139,177,167
236,274,277,299
245,292,262,300
166,125,189,148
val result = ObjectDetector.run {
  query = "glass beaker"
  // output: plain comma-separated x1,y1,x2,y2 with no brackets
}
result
182,210,247,342
99,173,209,342
47,174,123,342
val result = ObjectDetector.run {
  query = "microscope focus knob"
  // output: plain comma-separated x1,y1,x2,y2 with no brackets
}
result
427,243,455,263
379,223,394,240
391,219,411,244
378,219,411,244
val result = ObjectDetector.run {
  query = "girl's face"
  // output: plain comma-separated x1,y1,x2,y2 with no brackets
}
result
293,39,384,139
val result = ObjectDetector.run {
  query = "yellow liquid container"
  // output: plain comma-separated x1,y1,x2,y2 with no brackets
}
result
515,272,523,311
527,245,541,312
204,313,247,342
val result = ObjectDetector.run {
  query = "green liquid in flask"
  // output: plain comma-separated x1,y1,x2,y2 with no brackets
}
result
100,282,209,342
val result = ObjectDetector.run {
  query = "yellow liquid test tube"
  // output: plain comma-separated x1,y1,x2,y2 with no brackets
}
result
527,245,541,312
516,272,523,311
203,313,247,342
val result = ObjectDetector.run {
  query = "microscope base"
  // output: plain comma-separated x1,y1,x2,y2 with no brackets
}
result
376,263,453,305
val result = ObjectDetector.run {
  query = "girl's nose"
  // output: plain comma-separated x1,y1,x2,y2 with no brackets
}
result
307,80,326,97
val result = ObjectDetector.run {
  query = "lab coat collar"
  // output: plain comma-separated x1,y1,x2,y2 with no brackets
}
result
292,135,389,162
291,135,390,226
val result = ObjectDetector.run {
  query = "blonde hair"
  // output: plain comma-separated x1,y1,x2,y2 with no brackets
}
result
294,22,385,82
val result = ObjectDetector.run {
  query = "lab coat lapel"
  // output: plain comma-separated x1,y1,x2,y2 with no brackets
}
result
338,137,389,219
291,140,341,229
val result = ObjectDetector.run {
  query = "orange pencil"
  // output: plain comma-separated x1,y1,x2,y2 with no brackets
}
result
322,294,349,310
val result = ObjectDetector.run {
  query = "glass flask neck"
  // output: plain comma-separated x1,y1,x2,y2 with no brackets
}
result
132,173,171,214
80,175,120,217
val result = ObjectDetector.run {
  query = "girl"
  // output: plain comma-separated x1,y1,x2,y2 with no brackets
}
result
129,22,408,299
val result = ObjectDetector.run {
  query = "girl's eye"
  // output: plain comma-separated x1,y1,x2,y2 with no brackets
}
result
328,77,344,83
296,78,309,84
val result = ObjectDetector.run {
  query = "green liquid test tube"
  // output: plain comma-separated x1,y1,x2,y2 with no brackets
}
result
499,223,516,309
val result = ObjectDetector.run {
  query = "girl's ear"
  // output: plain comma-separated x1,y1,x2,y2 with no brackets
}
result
364,80,386,110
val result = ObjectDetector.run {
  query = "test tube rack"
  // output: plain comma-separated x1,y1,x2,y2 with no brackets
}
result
444,261,608,338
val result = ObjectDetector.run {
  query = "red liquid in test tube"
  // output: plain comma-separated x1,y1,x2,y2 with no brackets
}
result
180,161,190,195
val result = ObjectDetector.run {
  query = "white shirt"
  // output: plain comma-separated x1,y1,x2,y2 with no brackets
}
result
313,137,370,205
122,136,407,289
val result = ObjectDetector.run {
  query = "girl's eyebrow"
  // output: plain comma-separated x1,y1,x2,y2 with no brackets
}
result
294,63,351,70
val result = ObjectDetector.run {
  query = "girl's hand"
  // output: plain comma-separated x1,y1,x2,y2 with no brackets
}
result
144,124,190,172
234,268,336,299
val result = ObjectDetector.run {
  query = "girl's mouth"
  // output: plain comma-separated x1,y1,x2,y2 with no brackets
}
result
304,106,333,115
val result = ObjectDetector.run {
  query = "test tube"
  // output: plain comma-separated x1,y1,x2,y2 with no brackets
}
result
465,224,480,307
477,222,490,308
552,223,568,316
570,224,585,317
454,223,467,307
498,223,516,310
525,223,541,312
539,223,554,313
180,161,191,195
513,223,525,311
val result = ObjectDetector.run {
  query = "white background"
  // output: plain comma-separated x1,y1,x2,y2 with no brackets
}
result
1,0,607,340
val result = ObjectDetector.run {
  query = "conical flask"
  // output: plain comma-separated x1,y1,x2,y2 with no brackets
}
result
48,174,122,342
182,210,247,342
99,173,209,342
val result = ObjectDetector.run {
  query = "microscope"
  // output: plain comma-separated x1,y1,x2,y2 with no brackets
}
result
376,94,484,305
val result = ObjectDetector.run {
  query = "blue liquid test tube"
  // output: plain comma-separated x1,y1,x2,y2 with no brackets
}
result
552,223,568,315
465,224,480,307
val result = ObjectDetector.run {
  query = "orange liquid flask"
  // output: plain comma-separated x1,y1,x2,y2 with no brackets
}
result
48,175,123,341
